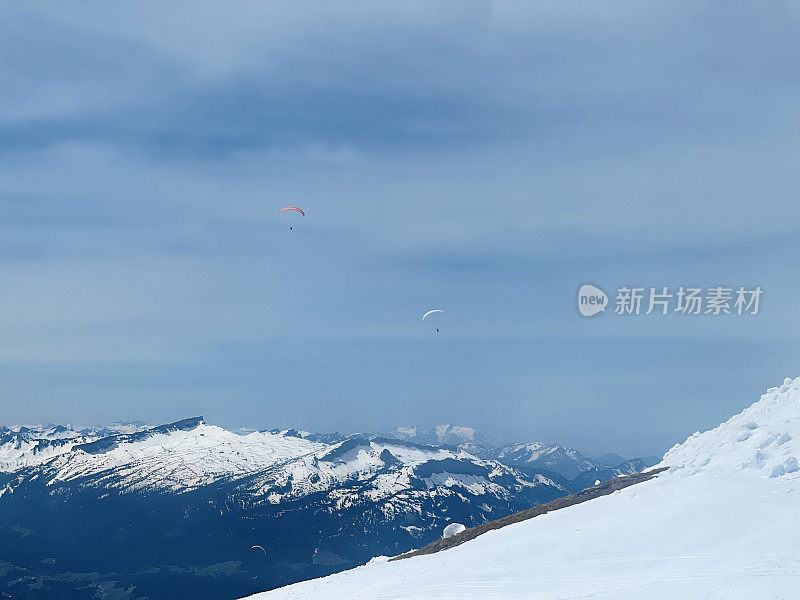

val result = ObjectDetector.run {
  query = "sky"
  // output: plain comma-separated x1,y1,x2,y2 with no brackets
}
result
2,1,800,456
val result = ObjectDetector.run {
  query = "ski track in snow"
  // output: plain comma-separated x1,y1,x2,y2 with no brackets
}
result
244,377,800,600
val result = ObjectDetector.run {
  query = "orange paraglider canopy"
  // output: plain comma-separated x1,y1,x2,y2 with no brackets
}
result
279,206,305,216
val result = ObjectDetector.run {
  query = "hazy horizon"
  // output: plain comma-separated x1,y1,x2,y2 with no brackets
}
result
1,413,659,461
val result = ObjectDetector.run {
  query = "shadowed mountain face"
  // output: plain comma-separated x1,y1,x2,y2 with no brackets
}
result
0,418,592,599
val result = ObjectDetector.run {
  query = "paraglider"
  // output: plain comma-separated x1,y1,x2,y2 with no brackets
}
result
278,206,305,216
421,309,444,323
279,206,305,230
251,545,267,555
421,309,444,333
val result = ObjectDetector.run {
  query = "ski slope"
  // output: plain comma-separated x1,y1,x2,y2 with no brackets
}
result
245,377,800,600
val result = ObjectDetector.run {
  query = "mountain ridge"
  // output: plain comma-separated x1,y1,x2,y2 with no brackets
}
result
243,376,800,600
1,418,655,485
0,416,587,599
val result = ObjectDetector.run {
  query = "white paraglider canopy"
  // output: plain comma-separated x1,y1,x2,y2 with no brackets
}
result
421,309,444,323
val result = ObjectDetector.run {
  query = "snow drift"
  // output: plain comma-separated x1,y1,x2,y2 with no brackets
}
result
244,377,800,600
442,523,466,539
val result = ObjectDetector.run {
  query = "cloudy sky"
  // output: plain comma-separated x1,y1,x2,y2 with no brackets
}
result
3,2,800,456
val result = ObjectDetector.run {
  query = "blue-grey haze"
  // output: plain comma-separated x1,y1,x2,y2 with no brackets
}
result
2,1,800,456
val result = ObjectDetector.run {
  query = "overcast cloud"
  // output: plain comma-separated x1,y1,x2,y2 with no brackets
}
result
2,2,800,455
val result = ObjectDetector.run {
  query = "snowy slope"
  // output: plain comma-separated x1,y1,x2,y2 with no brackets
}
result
0,421,149,471
387,425,627,482
1,426,98,471
0,420,571,598
0,431,87,471
6,418,325,493
237,436,564,513
488,441,596,480
245,377,800,600
1,418,565,509
55,424,325,493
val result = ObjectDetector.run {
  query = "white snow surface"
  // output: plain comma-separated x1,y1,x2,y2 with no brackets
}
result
244,377,800,600
0,422,150,471
442,522,466,539
1,420,326,493
243,439,536,510
434,424,475,442
2,419,555,505
49,424,326,492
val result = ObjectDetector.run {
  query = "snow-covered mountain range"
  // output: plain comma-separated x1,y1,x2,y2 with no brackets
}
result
1,418,640,599
385,425,656,482
1,417,327,494
0,419,652,494
246,377,800,600
0,421,146,472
